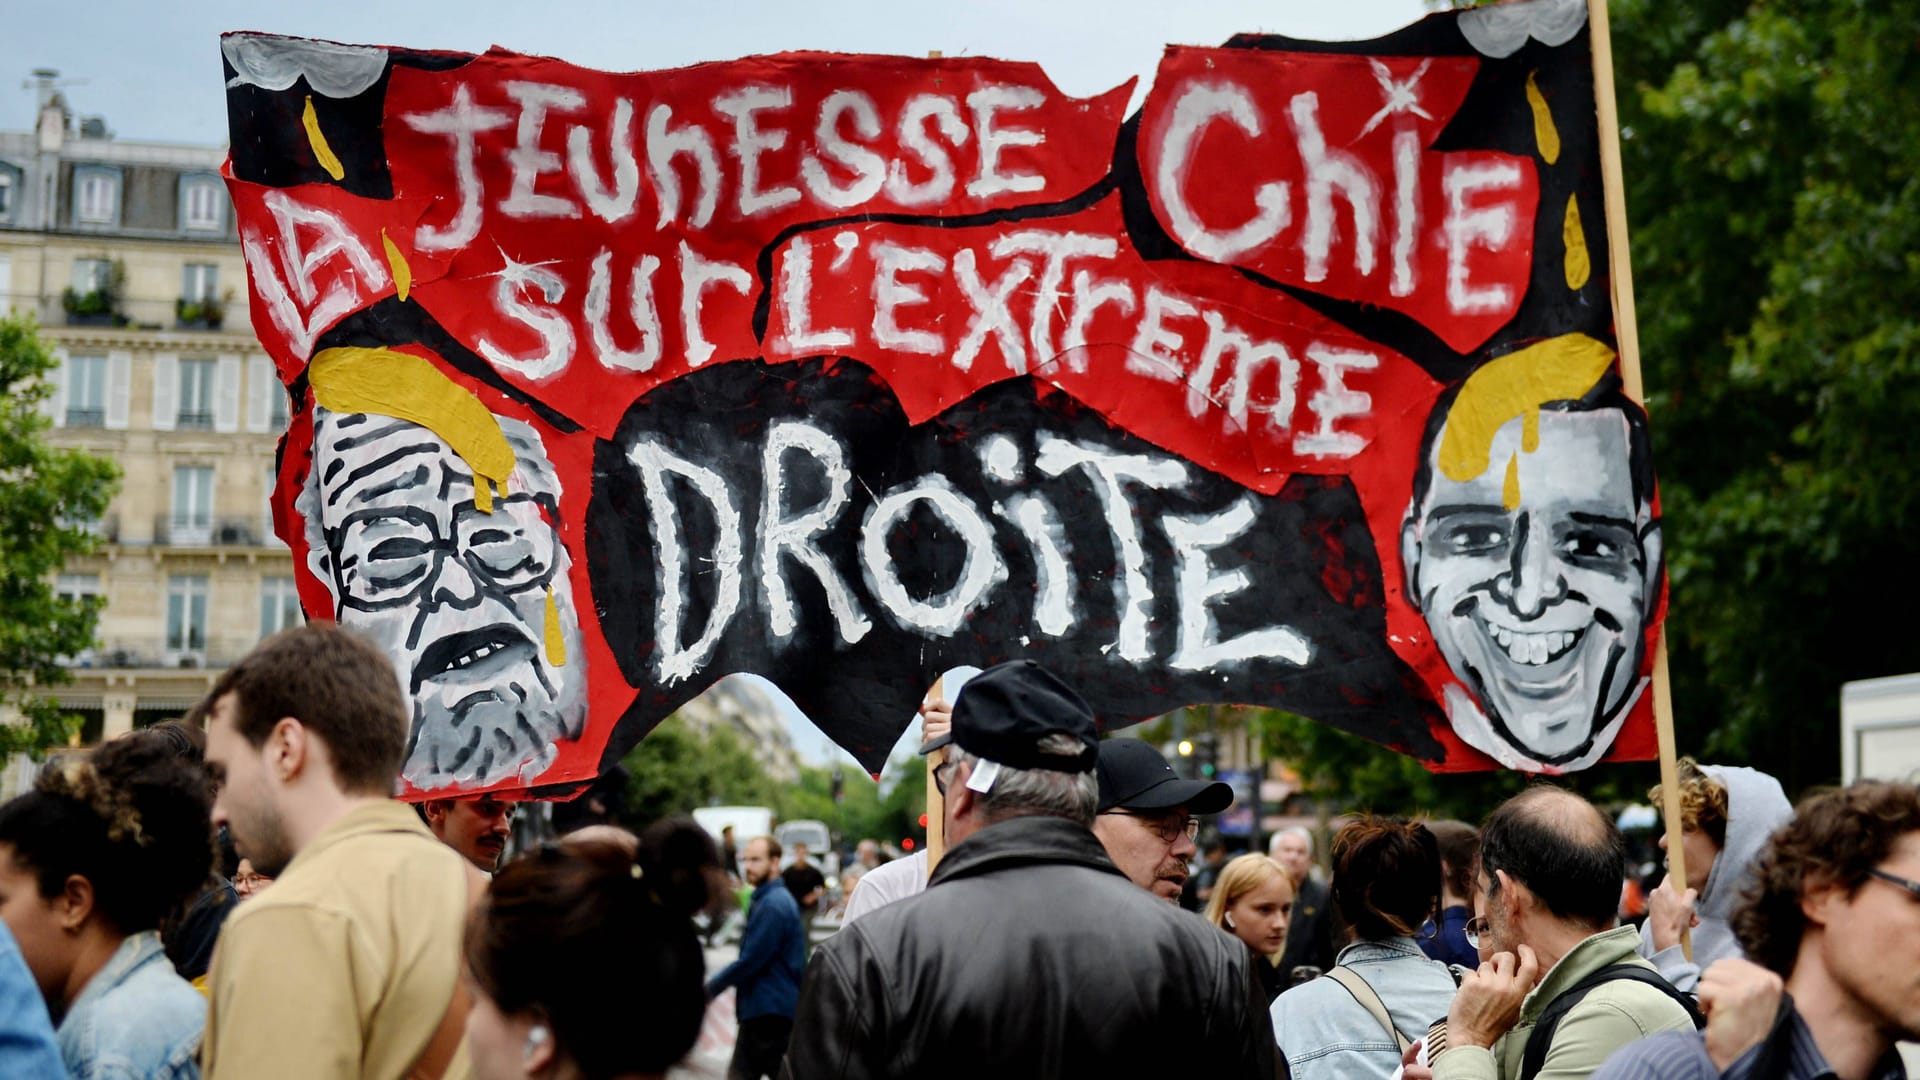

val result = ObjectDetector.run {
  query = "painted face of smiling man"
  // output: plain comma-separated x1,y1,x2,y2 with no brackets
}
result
1403,376,1662,771
297,348,586,791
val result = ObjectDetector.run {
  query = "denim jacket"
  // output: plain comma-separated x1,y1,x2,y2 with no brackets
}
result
57,931,204,1079
1270,936,1459,1080
0,920,62,1080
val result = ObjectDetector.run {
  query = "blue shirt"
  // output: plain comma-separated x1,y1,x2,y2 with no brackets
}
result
706,879,806,1021
1418,905,1478,969
1593,997,1907,1080
0,920,61,1080
57,931,204,1079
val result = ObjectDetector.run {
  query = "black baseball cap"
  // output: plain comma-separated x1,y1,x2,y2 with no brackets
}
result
918,660,1098,773
1095,739,1233,814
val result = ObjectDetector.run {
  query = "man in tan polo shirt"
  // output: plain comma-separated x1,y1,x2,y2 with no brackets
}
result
201,623,474,1079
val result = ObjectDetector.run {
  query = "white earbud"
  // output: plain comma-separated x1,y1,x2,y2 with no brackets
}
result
1225,912,1237,929
525,1025,551,1060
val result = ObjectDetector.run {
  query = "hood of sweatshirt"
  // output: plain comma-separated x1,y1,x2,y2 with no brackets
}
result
1696,764,1794,920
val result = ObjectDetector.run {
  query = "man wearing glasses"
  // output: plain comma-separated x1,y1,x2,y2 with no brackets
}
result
1092,738,1233,903
1591,781,1920,1080
783,661,1278,1078
296,346,587,790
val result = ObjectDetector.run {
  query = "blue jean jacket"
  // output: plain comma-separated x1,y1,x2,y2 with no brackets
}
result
57,931,204,1079
0,920,62,1080
1270,936,1458,1080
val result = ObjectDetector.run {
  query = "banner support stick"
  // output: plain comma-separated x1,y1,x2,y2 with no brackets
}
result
1589,0,1688,961
925,675,947,877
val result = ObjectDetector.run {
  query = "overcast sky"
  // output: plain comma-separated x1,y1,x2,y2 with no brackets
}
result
8,0,1433,145
11,0,1433,770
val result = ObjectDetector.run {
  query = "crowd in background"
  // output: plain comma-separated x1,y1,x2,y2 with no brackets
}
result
0,622,1911,1080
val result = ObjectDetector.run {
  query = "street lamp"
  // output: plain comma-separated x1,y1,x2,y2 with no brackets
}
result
1177,739,1195,757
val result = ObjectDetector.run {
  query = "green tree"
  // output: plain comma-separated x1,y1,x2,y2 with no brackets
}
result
0,315,119,756
1612,0,1920,793
619,716,768,823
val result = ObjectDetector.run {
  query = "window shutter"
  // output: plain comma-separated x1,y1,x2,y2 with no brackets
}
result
214,355,242,433
45,347,68,426
246,355,273,433
105,352,132,430
151,353,178,432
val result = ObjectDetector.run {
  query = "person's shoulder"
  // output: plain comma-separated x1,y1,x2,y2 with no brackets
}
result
1589,1029,1713,1080
1568,971,1698,1033
70,967,204,1066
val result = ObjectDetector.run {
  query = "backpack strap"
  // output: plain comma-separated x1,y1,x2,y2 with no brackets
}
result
1325,966,1413,1053
1518,963,1704,1080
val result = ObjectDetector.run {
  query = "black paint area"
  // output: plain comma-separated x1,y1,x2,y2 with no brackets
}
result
585,357,1441,775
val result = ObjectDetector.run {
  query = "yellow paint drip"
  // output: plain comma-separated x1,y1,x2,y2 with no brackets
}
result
1562,195,1591,290
309,347,516,513
544,587,567,667
1502,452,1522,510
1438,333,1617,483
382,230,412,302
1526,72,1560,165
302,96,346,181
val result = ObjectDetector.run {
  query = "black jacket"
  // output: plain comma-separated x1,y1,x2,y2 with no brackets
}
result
781,815,1281,1079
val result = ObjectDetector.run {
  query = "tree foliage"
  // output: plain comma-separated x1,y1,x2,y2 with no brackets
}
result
620,715,769,824
621,712,925,849
0,315,119,757
1614,0,1920,792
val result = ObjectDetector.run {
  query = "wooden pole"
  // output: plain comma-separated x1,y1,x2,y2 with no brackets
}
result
924,676,947,876
1589,0,1688,961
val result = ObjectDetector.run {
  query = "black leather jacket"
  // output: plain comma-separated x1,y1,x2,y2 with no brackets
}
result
781,815,1282,1079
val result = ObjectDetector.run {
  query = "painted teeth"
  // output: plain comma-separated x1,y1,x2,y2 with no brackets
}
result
1488,626,1578,666
452,643,503,669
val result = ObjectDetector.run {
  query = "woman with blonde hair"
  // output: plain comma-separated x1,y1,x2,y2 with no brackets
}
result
1204,853,1294,1003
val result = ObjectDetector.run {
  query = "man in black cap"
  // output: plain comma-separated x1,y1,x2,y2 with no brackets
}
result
1093,739,1234,904
781,660,1280,1079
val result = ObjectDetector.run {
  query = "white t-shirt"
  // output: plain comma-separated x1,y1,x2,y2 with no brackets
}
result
839,851,930,925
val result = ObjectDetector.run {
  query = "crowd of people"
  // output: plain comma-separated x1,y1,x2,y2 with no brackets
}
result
0,623,1911,1080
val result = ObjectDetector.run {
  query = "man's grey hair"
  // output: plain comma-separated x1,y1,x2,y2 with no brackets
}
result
1270,825,1314,856
948,737,1097,826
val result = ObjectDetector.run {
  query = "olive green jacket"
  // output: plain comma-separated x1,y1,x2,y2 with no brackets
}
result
1431,924,1696,1080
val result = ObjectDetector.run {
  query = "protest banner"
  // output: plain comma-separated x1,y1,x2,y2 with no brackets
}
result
222,0,1666,797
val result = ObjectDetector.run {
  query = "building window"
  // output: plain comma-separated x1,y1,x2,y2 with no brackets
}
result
177,358,214,429
268,383,288,429
65,354,107,427
260,577,302,638
171,465,214,544
166,575,209,656
0,171,13,220
182,263,218,301
71,258,112,294
180,177,226,231
73,166,120,226
55,573,102,604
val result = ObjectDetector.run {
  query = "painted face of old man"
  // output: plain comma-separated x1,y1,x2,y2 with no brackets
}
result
303,401,586,789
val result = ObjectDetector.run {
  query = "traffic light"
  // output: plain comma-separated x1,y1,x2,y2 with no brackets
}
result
902,837,916,851
918,813,928,828
1177,739,1194,757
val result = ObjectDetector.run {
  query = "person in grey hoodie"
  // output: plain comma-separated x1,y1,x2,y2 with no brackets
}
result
1635,758,1794,991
